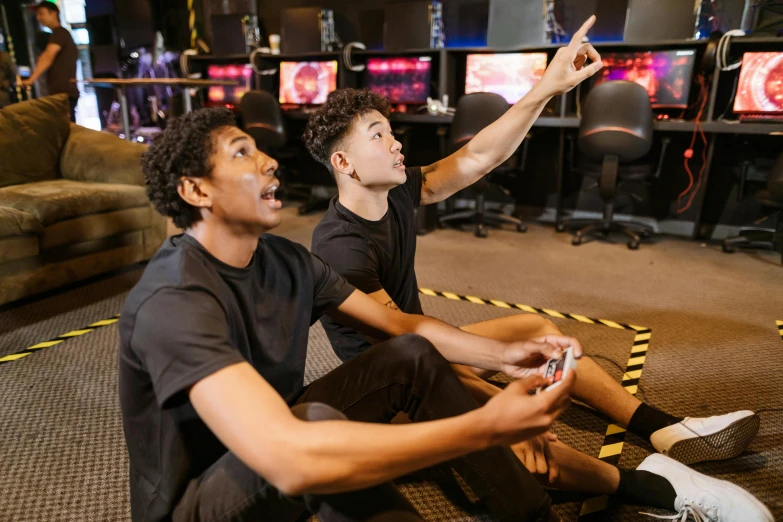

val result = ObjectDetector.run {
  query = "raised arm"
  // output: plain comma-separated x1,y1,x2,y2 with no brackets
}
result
419,16,603,206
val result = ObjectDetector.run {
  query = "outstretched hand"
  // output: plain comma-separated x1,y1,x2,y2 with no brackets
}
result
535,15,603,98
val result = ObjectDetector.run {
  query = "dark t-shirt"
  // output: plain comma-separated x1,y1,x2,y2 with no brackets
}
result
311,167,423,361
118,233,354,522
47,27,79,98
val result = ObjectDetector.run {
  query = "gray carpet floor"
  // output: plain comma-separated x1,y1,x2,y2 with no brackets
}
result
1,205,781,522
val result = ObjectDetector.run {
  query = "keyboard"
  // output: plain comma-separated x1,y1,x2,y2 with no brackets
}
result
738,113,783,123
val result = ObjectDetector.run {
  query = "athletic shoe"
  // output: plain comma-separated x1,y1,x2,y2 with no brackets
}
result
638,453,773,522
650,411,759,464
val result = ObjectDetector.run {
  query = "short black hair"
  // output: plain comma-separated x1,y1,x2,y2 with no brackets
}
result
35,1,60,15
141,108,236,229
302,88,390,174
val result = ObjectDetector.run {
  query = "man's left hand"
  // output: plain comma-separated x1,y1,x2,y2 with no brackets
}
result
501,335,583,379
19,79,33,89
534,15,603,99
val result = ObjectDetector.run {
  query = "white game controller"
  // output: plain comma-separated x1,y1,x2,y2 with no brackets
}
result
541,347,578,392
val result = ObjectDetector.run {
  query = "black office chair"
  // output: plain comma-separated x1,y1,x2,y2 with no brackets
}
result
240,90,286,154
557,81,669,249
438,92,527,238
723,152,783,264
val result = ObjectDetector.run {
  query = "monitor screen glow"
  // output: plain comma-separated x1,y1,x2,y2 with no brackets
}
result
279,61,338,105
593,50,696,109
206,64,253,106
365,57,432,104
465,53,548,104
733,52,783,114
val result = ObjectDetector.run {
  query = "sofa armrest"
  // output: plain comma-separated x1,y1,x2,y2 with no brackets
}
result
59,124,149,186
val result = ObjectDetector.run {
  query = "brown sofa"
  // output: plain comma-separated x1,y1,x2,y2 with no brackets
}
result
0,94,166,306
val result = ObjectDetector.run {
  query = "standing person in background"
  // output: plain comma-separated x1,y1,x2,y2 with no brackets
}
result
20,1,79,121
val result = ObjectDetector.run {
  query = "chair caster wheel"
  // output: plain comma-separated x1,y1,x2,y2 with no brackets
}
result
571,236,583,246
516,223,527,233
628,240,640,250
475,226,488,238
555,223,566,232
722,244,736,253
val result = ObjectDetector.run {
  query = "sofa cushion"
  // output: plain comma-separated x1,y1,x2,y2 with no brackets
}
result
0,94,71,188
0,179,149,226
0,206,43,238
60,124,148,185
40,206,153,250
0,236,39,264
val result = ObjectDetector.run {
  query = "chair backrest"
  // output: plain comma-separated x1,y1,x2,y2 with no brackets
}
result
239,90,286,152
449,92,510,154
578,81,654,163
769,152,783,202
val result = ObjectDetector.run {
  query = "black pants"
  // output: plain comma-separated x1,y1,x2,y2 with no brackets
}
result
174,334,550,522
68,96,78,122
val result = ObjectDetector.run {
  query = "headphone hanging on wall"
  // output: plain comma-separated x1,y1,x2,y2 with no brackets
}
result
343,42,366,72
426,95,455,116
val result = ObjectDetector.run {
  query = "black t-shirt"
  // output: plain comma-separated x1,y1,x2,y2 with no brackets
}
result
47,27,79,98
311,167,423,361
118,233,354,522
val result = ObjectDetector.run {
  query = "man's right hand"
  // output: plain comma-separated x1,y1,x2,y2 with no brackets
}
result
479,371,575,448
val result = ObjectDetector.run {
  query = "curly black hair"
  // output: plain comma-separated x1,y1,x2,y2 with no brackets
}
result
141,108,236,229
302,88,390,174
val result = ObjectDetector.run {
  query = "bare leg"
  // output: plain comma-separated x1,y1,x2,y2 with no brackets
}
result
459,314,641,426
451,364,620,495
544,442,619,494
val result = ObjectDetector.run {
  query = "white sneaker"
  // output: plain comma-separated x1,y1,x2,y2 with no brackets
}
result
637,453,773,522
650,411,759,464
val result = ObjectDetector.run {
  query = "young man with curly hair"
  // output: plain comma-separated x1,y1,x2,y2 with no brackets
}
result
306,17,770,521
122,105,587,522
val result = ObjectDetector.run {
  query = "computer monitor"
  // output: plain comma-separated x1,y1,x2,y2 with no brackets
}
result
206,64,253,106
464,53,548,104
365,56,432,104
733,52,783,114
279,60,338,105
593,50,697,109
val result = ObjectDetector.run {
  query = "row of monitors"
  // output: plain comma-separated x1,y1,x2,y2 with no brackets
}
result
205,51,783,115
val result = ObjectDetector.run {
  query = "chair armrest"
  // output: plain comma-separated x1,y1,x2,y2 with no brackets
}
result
653,137,671,180
738,160,751,201
59,124,148,186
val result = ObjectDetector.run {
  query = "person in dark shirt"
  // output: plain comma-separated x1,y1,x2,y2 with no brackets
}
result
307,16,771,522
21,2,79,121
121,107,590,522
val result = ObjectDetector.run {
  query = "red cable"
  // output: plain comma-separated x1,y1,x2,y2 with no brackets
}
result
676,75,708,213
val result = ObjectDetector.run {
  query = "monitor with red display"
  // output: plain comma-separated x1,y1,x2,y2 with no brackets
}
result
365,56,432,104
464,53,548,105
279,60,338,105
206,64,253,106
733,52,783,114
593,50,696,109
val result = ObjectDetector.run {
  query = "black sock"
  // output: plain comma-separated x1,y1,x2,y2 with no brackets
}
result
616,469,677,510
627,403,684,440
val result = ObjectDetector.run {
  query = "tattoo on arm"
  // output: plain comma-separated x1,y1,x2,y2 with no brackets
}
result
384,300,400,311
421,163,436,187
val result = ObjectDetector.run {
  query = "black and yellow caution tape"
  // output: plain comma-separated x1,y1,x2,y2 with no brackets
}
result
0,315,120,366
418,288,651,519
188,0,197,49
